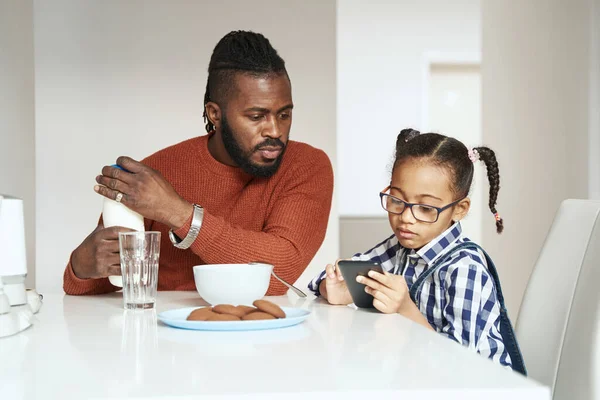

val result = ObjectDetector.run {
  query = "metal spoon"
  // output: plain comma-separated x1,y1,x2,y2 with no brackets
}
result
249,262,307,298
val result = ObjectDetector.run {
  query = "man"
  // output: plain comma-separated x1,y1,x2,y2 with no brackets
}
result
63,30,334,295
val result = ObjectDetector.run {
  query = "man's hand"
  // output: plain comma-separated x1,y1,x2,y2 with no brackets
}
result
71,224,133,280
94,156,193,230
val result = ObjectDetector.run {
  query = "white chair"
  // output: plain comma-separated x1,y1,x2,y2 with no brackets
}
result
516,199,600,399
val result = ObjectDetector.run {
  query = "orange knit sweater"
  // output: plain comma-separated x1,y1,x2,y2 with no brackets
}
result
63,134,333,296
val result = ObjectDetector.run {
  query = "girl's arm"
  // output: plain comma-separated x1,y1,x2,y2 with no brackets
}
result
440,262,512,367
398,300,435,331
359,270,434,331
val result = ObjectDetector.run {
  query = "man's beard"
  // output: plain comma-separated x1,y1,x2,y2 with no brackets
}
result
220,114,287,178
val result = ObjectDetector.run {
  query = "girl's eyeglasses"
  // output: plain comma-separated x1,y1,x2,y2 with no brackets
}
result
379,186,464,223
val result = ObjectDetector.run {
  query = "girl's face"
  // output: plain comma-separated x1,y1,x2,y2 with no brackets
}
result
388,158,470,249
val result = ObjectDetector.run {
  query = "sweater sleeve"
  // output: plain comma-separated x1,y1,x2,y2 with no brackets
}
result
63,254,119,295
174,150,334,295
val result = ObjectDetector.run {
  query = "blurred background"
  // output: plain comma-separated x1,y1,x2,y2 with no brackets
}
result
1,0,598,320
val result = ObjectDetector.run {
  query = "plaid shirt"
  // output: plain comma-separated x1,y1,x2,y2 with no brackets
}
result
308,222,512,368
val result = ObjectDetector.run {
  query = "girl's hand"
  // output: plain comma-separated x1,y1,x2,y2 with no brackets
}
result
320,262,352,305
357,270,411,314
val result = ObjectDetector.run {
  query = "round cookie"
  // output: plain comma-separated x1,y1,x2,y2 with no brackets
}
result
187,307,216,321
213,304,248,318
207,313,241,321
252,300,286,319
235,305,257,316
242,311,276,321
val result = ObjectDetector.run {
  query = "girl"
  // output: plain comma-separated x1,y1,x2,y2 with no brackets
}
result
309,129,526,374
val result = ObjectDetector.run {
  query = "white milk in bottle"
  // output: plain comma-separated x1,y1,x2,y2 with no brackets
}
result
101,165,144,287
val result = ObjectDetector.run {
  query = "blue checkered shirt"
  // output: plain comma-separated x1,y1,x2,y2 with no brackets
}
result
308,222,512,368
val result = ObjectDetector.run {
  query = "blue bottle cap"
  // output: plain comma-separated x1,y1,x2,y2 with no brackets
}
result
111,164,131,173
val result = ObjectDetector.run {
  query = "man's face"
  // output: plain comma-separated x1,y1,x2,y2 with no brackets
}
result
220,73,293,178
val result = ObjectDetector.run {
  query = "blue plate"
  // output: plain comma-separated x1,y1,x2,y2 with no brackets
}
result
158,306,310,331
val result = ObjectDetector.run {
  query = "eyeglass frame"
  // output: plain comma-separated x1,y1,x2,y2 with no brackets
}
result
379,185,465,223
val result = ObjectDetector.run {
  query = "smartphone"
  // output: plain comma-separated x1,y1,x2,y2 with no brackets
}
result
336,260,384,308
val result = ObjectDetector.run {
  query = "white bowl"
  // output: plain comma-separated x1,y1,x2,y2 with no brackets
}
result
192,263,273,305
108,275,123,288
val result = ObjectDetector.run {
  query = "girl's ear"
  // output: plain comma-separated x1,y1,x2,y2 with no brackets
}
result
452,197,471,222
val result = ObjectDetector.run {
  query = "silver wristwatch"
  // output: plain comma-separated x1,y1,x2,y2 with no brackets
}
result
169,204,204,249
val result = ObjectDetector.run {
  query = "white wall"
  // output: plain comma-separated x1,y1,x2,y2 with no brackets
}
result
34,0,338,293
590,0,600,200
482,0,592,317
0,0,35,287
337,0,481,216
427,64,483,243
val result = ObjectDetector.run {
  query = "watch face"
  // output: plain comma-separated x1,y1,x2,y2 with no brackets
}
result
168,230,183,245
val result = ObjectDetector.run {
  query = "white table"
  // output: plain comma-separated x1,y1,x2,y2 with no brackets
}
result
1,291,550,399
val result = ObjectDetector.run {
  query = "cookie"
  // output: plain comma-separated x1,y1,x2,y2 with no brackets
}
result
207,313,241,322
235,305,257,316
213,304,247,318
187,307,216,321
242,311,276,321
252,300,286,319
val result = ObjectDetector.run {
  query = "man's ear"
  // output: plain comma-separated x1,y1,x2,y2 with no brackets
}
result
205,102,222,131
